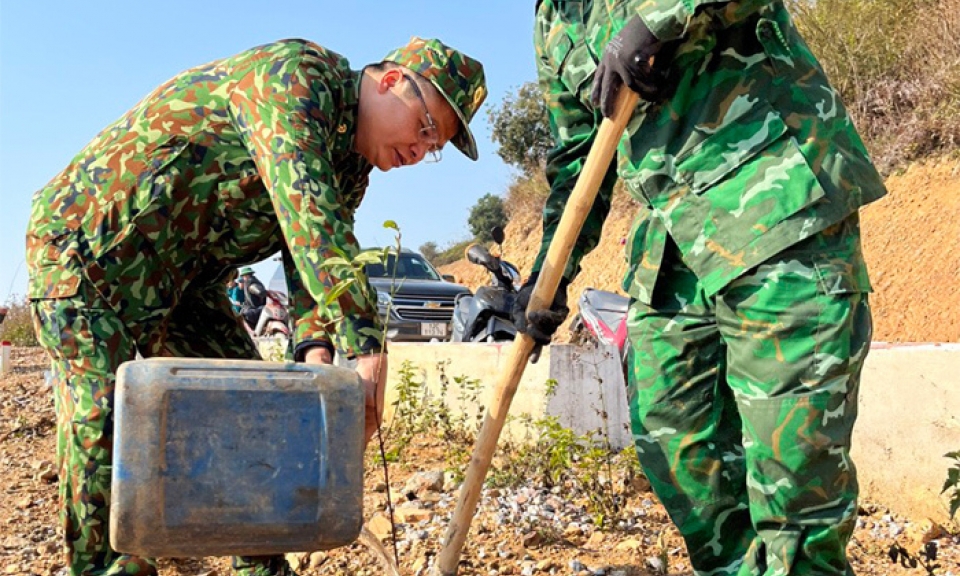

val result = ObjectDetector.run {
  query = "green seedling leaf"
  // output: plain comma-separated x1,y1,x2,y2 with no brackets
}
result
354,251,385,266
324,279,355,304
320,257,350,269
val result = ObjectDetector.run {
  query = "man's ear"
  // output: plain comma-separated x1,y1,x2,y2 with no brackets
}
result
377,68,403,94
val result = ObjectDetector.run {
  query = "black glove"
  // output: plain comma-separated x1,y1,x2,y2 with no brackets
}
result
511,272,570,346
591,16,666,116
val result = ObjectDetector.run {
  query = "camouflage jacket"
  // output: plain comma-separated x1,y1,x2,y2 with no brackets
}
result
25,39,382,358
533,0,887,302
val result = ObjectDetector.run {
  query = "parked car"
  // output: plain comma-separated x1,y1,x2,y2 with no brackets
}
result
365,248,471,342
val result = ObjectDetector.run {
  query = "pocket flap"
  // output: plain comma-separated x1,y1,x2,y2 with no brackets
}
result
677,105,788,194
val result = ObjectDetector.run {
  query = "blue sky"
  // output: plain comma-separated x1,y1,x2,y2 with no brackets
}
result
0,1,537,300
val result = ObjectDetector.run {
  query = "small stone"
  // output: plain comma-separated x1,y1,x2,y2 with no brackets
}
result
615,538,642,552
403,471,445,495
569,559,586,572
285,553,307,571
38,468,58,483
522,531,544,549
367,513,394,540
535,559,554,571
308,551,326,568
5,566,23,574
646,557,665,574
411,556,427,574
586,531,605,549
373,481,387,492
36,540,60,556
908,518,947,545
395,506,434,524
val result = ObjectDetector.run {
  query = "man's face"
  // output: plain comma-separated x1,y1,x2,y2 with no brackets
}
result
355,68,461,172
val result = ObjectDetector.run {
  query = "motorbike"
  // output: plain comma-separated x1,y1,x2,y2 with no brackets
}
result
570,287,630,362
244,289,292,339
450,227,521,343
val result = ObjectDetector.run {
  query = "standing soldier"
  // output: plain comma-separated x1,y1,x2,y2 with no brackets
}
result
26,36,486,576
514,1,886,574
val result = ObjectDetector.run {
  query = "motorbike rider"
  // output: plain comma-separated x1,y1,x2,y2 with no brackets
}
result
238,267,267,329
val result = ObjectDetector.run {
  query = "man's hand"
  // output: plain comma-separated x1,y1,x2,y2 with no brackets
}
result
511,272,570,346
356,353,387,447
591,16,665,116
302,347,385,447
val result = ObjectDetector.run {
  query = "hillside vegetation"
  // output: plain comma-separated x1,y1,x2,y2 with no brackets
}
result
439,0,960,343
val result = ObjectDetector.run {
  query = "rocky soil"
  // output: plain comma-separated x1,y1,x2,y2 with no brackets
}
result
2,347,957,575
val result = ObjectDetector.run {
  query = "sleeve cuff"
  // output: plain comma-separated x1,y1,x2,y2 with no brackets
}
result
635,1,692,42
293,340,336,362
335,314,385,359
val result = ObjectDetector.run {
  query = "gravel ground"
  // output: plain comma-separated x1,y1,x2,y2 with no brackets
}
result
1,346,957,575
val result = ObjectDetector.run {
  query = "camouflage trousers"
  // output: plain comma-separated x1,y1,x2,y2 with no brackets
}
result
30,279,296,576
625,222,872,576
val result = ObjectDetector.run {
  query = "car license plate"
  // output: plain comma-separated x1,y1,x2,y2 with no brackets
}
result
420,323,447,337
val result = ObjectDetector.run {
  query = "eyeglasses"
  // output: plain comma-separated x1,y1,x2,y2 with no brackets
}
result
403,73,442,163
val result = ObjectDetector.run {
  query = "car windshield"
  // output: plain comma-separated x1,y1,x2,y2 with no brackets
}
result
365,253,441,281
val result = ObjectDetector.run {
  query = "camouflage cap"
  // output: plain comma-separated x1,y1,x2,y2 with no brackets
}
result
382,36,487,161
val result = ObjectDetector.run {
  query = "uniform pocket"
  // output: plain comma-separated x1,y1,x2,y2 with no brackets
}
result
27,233,83,300
814,260,871,295
668,104,827,260
551,33,597,102
31,301,100,360
675,104,788,195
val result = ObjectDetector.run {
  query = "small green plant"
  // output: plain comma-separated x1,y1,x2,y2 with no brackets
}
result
942,450,960,519
375,360,427,464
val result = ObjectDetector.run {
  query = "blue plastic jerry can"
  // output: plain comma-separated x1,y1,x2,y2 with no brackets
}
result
110,358,365,557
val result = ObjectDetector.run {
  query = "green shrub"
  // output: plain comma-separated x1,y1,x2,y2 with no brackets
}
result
468,194,507,243
487,81,554,173
431,239,474,268
0,298,38,347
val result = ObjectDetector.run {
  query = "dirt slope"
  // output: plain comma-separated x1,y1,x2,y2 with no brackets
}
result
442,157,960,343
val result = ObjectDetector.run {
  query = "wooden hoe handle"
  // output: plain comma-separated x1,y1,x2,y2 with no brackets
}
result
434,88,640,575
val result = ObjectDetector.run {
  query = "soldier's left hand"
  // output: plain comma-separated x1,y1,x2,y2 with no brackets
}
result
591,16,666,116
356,353,387,447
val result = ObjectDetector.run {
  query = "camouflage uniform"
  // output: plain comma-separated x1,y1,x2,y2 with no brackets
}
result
533,1,886,574
26,38,486,576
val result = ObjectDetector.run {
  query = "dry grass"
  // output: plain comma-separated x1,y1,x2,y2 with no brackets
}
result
791,0,960,173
